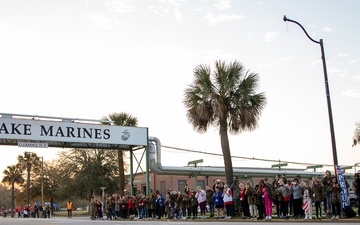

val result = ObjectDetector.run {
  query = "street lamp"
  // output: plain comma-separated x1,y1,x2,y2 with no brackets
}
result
100,187,106,214
187,159,203,188
283,15,338,166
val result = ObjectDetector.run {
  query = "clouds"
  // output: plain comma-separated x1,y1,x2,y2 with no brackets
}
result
87,11,113,29
204,0,246,25
342,89,360,98
213,0,231,10
264,31,277,42
323,26,333,32
349,59,358,64
105,0,135,13
204,12,245,25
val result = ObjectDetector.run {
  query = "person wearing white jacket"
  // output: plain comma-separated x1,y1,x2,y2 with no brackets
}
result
222,184,233,219
301,182,313,220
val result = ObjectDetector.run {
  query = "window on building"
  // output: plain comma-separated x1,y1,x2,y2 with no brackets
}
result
142,185,146,195
198,180,205,190
160,181,166,195
178,180,186,192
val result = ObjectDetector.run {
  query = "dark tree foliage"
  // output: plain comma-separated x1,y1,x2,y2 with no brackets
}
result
56,149,119,199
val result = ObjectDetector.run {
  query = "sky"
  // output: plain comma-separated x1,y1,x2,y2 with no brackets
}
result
1,0,360,181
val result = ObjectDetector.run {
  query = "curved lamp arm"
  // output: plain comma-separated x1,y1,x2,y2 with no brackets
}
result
283,15,320,44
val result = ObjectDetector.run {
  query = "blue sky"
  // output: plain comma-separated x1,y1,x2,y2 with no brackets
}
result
1,0,360,180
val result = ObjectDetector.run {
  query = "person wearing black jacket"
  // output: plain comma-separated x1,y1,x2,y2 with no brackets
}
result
354,171,360,216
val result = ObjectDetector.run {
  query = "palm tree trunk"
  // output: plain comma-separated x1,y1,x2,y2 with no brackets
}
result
117,149,125,196
219,118,234,185
11,181,15,218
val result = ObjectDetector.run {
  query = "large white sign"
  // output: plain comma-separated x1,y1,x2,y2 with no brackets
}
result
0,117,147,146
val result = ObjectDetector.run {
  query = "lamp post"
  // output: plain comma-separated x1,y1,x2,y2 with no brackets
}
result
187,159,203,188
100,187,106,214
283,15,338,166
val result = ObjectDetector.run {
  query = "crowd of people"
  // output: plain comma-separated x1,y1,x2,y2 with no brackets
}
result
87,170,360,221
0,202,51,218
2,170,359,221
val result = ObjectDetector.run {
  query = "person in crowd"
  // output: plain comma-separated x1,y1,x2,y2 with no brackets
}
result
45,203,51,218
245,182,257,220
132,196,139,218
96,199,103,220
114,195,120,219
239,182,249,219
230,178,241,217
277,178,291,220
212,179,225,192
120,196,128,219
290,178,302,220
20,205,26,218
195,185,206,219
26,204,30,218
38,203,43,219
147,192,155,219
155,190,165,219
90,196,97,220
322,170,332,215
67,200,72,218
254,184,265,220
312,176,324,220
189,188,198,219
107,197,116,220
14,206,20,218
205,186,215,218
301,181,313,220
259,179,274,221
354,170,360,217
180,191,189,219
272,175,281,218
127,196,134,218
212,187,224,219
164,194,172,219
174,192,181,219
195,186,206,219
329,176,341,220
1,207,7,218
138,195,146,219
222,184,233,220
286,179,294,216
33,202,39,218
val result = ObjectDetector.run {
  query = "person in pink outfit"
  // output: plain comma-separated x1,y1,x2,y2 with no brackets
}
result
260,179,274,221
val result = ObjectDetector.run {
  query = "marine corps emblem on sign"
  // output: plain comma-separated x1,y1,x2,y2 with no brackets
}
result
121,130,130,141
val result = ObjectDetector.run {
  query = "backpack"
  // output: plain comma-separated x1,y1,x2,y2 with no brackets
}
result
344,205,356,218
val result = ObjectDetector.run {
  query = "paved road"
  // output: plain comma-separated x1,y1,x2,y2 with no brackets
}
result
0,217,359,225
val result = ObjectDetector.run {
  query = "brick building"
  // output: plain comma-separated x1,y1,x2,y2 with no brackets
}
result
127,172,280,196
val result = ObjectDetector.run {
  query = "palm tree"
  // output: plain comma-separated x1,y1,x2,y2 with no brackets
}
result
2,165,24,217
102,112,138,196
17,152,40,205
353,122,360,147
184,60,267,185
